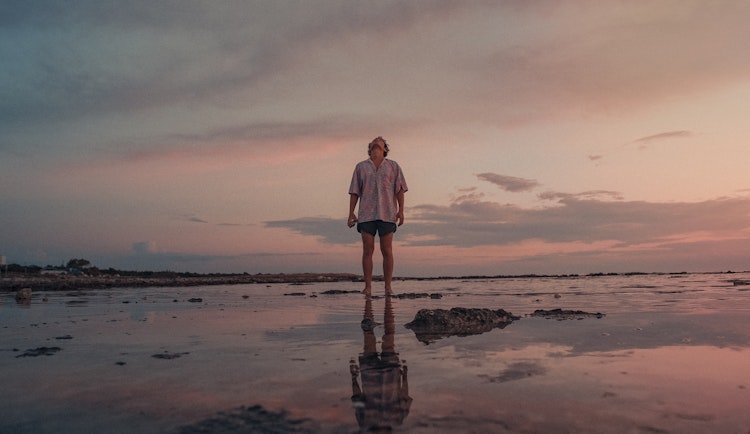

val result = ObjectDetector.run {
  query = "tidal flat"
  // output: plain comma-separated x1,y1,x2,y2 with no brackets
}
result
2,273,750,433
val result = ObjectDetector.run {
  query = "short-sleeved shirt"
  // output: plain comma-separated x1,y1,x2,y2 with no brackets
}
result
349,158,408,224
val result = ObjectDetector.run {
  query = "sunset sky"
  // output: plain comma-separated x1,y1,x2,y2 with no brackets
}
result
3,1,750,276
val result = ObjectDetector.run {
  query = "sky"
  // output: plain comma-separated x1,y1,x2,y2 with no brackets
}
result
3,0,750,277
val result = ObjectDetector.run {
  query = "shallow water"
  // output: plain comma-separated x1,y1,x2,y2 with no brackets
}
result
1,273,749,433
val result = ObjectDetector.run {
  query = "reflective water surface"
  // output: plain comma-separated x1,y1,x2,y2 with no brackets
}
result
1,273,749,432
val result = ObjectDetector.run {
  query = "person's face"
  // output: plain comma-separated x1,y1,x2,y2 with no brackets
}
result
369,140,385,157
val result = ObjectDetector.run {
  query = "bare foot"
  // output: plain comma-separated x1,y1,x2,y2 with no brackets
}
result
362,288,372,297
385,288,394,297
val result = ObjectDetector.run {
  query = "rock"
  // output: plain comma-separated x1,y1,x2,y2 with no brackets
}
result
152,351,190,360
16,346,62,358
530,308,605,320
320,289,360,295
405,307,519,344
392,292,442,299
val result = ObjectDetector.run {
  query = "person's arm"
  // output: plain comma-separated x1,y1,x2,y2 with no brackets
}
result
396,189,405,226
348,193,359,227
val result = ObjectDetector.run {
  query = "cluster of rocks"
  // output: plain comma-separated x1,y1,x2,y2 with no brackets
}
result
530,308,606,320
392,292,443,299
404,307,605,343
15,346,61,358
405,307,520,343
282,290,443,299
0,273,361,292
152,351,190,360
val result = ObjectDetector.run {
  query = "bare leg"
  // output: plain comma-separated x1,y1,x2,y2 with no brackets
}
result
380,232,394,295
361,232,375,295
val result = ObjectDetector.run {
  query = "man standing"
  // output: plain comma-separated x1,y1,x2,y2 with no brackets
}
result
348,136,408,296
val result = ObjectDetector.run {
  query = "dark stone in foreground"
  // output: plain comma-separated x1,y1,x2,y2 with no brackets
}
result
392,292,442,299
530,308,605,320
177,404,320,433
405,307,520,344
16,346,62,358
319,289,360,295
152,351,190,360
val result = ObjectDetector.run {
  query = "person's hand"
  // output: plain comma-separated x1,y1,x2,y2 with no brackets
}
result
348,213,358,228
396,211,404,226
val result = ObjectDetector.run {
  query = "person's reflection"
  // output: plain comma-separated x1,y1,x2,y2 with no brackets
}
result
349,296,412,432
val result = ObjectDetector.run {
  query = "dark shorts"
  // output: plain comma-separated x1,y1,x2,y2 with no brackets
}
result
357,220,397,236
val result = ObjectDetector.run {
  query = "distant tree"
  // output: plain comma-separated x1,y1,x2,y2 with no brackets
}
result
102,268,120,276
66,258,92,270
7,264,42,274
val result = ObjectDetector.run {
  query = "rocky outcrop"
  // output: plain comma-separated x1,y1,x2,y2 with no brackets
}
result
404,307,607,343
16,346,61,358
405,307,519,344
530,308,605,320
392,292,442,299
319,289,360,295
0,273,361,292
152,351,190,360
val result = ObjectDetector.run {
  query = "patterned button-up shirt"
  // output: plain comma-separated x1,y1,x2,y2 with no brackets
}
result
349,158,408,224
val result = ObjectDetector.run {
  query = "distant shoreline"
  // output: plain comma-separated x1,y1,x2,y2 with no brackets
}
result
0,273,362,292
1,270,746,292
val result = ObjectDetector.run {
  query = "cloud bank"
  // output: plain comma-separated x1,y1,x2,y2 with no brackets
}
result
3,2,750,275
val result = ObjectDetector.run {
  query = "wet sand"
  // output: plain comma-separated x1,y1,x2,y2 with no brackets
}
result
2,273,750,433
